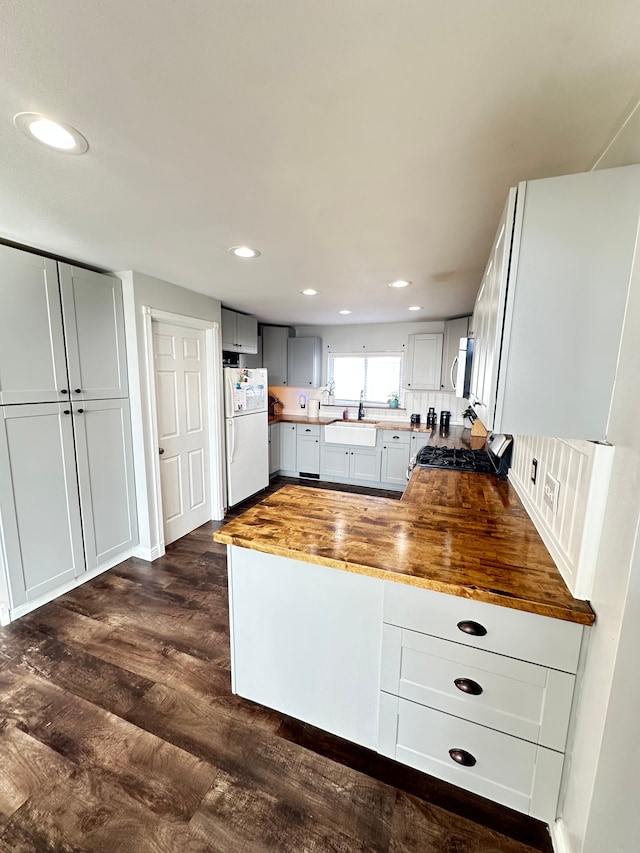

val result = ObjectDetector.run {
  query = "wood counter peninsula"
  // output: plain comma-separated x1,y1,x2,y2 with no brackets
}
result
213,469,594,822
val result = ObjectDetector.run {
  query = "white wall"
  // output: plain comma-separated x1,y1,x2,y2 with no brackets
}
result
120,270,222,560
271,321,468,424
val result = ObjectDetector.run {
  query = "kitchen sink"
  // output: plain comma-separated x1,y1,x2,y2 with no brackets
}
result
324,420,378,447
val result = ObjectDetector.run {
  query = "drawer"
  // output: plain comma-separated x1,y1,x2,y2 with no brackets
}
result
383,581,583,673
381,625,575,751
381,429,410,445
296,423,321,437
378,693,563,822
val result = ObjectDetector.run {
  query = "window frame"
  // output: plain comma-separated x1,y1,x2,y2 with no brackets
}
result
327,351,404,406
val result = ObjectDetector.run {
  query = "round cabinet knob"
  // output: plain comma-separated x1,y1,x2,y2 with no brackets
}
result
60,389,68,395
454,678,483,696
159,447,165,455
76,408,84,414
449,748,476,767
457,620,487,637
63,409,70,415
74,388,82,394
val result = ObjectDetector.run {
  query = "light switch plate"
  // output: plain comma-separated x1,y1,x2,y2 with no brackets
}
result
544,473,560,515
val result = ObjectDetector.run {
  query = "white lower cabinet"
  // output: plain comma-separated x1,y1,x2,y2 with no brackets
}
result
379,581,584,822
279,423,297,474
296,424,320,475
268,423,280,476
0,400,137,616
320,440,381,483
228,545,384,749
381,430,411,486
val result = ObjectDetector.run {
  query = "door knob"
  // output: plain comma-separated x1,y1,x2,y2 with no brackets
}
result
159,447,165,455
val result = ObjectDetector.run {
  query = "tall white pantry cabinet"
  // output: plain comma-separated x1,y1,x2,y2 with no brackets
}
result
0,245,137,622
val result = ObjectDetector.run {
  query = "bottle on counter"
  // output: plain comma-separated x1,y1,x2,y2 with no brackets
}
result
426,407,437,428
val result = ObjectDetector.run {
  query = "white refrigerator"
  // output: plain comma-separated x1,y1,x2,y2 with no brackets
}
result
224,367,269,507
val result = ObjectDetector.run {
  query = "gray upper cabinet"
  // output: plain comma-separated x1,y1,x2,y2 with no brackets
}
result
288,337,322,387
0,246,68,405
222,308,258,354
262,324,292,385
59,265,128,401
404,333,443,391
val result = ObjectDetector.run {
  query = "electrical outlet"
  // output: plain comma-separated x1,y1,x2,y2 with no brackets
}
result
530,458,538,484
543,473,560,515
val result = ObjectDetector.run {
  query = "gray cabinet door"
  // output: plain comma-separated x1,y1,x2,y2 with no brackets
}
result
381,443,410,485
0,246,68,405
262,325,290,385
320,443,350,478
221,308,237,350
297,434,320,474
279,423,297,471
269,423,281,474
0,403,85,609
73,398,138,571
59,265,128,401
288,337,322,387
350,447,381,482
236,313,258,353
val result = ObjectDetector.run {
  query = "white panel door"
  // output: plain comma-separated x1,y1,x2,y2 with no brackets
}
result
153,321,212,544
0,403,85,608
59,264,128,401
0,245,68,405
73,398,138,570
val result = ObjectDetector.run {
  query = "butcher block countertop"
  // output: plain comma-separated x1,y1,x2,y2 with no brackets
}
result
214,469,595,626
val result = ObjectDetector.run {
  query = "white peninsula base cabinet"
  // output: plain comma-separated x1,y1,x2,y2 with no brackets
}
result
227,544,585,824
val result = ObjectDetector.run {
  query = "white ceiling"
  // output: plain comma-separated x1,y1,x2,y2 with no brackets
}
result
1,1,639,326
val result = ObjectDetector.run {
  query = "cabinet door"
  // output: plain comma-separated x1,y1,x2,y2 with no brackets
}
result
404,334,443,390
297,434,320,475
59,265,128,401
221,308,237,350
0,246,68,405
381,443,410,485
287,337,322,387
0,403,85,609
262,325,289,385
441,317,469,392
236,314,258,354
269,423,281,475
320,443,350,478
73,398,138,571
349,447,381,482
279,423,297,471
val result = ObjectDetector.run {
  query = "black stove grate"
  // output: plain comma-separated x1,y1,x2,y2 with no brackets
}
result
415,445,496,475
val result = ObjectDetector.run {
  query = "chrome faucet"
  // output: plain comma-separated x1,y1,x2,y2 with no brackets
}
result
358,391,365,420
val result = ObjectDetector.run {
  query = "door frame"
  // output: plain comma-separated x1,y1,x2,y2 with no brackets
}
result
141,307,224,557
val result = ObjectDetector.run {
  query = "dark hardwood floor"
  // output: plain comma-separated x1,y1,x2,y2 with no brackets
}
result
0,477,553,852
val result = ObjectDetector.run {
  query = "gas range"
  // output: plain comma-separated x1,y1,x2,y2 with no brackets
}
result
411,433,513,479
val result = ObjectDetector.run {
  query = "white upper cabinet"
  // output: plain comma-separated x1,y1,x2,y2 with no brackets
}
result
221,308,258,354
404,333,444,391
0,246,68,404
470,165,640,440
59,265,128,401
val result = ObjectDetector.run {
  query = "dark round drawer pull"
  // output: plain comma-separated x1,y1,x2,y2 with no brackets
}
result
457,620,487,637
449,748,476,767
454,677,483,696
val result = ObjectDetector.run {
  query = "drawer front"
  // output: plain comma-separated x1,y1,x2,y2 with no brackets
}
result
378,693,563,821
381,429,410,445
297,423,321,437
381,625,575,751
383,580,583,673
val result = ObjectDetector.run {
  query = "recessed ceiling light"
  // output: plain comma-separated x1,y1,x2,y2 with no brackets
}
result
301,289,318,296
14,112,88,153
388,280,412,288
408,306,422,311
339,310,352,315
229,246,261,258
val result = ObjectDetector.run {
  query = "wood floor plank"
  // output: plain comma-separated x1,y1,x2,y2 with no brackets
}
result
0,669,216,822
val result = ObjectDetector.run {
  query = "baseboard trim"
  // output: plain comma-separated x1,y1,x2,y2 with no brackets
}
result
132,544,163,562
550,818,574,853
8,548,135,622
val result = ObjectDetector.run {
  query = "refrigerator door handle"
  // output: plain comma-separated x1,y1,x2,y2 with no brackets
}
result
229,418,236,463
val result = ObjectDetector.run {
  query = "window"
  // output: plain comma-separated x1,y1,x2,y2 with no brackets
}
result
327,353,403,405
